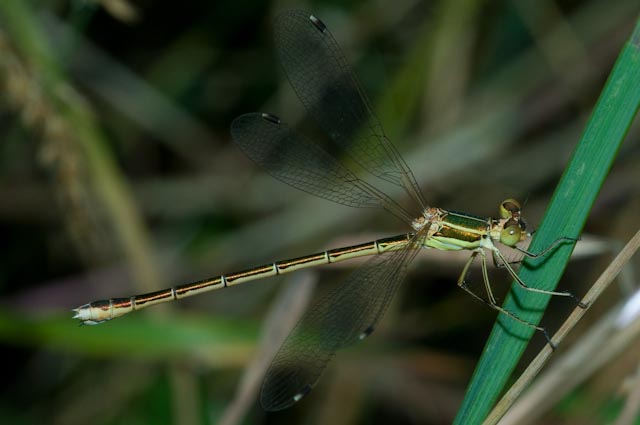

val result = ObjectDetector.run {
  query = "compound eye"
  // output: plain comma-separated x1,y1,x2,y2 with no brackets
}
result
500,198,522,219
500,220,522,246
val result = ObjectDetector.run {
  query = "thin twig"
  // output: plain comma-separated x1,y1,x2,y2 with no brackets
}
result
614,361,640,425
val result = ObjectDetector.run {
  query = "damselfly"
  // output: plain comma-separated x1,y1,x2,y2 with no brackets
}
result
73,11,577,411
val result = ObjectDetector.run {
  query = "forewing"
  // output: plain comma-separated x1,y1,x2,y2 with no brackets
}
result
231,112,413,222
273,11,426,209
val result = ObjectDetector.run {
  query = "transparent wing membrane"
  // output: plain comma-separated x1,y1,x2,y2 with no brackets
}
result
231,113,415,224
232,11,433,411
274,11,427,210
260,232,425,411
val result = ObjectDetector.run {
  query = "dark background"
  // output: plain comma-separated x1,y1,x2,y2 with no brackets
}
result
0,0,638,424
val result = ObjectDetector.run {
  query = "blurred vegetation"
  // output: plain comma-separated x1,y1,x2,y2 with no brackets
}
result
0,1,639,425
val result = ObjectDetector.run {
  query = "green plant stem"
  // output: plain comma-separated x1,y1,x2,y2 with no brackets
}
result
455,14,640,424
0,2,162,294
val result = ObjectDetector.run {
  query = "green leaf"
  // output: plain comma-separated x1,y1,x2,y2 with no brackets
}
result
455,15,640,424
0,309,258,363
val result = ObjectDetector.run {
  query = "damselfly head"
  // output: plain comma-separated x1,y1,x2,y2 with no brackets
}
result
494,199,528,246
499,198,522,219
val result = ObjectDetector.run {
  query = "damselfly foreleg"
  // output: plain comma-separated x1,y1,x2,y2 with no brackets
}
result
493,244,587,308
458,249,554,346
